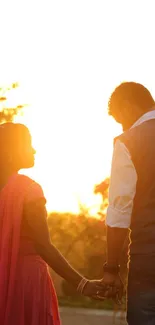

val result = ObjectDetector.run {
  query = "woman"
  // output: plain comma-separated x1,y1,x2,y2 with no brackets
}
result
0,123,105,325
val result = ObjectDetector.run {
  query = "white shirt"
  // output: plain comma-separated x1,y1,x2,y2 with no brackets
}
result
106,110,155,228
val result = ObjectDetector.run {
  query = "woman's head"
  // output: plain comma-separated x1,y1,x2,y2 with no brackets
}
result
0,123,35,171
108,82,155,131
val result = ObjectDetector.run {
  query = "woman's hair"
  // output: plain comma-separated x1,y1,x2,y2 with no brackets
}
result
0,122,29,147
108,82,155,119
0,123,31,167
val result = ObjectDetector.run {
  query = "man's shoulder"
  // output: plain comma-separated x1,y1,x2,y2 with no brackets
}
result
114,120,155,145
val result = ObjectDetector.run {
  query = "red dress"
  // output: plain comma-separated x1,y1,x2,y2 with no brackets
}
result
0,174,61,325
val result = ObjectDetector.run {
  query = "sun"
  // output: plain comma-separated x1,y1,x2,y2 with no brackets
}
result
1,0,154,216
4,81,121,214
14,96,121,215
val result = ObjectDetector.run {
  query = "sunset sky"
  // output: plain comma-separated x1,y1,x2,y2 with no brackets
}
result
0,0,155,214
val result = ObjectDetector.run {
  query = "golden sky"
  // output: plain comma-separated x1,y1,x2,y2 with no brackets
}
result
1,0,155,214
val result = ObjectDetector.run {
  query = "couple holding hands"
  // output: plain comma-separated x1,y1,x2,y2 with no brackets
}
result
1,82,154,325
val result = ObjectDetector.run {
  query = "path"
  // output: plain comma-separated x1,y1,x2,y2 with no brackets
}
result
60,307,127,325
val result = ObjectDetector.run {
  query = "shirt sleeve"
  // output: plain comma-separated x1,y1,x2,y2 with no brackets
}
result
106,140,137,228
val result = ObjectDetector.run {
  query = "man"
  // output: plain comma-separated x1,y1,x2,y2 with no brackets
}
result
103,82,155,325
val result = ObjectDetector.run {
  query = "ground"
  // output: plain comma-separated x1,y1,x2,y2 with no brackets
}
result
60,307,127,325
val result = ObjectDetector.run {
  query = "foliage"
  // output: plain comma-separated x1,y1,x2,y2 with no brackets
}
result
94,178,110,219
48,209,127,316
94,177,110,197
48,211,107,297
48,180,109,297
48,177,128,306
0,83,25,123
48,212,106,270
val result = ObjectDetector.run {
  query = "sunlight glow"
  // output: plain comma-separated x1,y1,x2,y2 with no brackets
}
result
1,0,155,214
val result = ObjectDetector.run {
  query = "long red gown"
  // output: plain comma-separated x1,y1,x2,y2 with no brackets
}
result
0,173,61,325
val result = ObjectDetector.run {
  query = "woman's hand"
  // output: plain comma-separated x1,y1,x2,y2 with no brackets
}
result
82,275,124,304
81,280,107,300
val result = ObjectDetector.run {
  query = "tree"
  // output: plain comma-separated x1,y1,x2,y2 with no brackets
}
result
94,178,110,219
0,83,25,123
48,211,107,296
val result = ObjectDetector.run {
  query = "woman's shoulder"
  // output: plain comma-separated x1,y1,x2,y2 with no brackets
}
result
19,175,46,204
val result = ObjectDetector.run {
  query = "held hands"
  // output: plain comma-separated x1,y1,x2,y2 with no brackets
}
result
77,272,124,305
100,272,124,305
96,263,125,304
77,279,107,300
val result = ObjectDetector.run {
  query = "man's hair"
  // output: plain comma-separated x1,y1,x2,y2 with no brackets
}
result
108,82,155,118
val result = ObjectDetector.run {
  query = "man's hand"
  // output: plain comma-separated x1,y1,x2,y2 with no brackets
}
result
101,272,124,304
82,273,124,304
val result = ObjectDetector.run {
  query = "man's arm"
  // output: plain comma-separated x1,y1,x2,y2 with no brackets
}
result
106,227,129,267
106,140,137,268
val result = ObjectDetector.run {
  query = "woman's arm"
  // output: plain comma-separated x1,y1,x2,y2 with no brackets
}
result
24,199,83,288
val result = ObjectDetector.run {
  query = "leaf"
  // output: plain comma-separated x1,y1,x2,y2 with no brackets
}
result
0,83,25,123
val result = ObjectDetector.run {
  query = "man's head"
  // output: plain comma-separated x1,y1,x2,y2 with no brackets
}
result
108,82,155,131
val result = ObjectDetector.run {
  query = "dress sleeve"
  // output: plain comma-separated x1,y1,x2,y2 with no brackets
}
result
24,182,46,204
